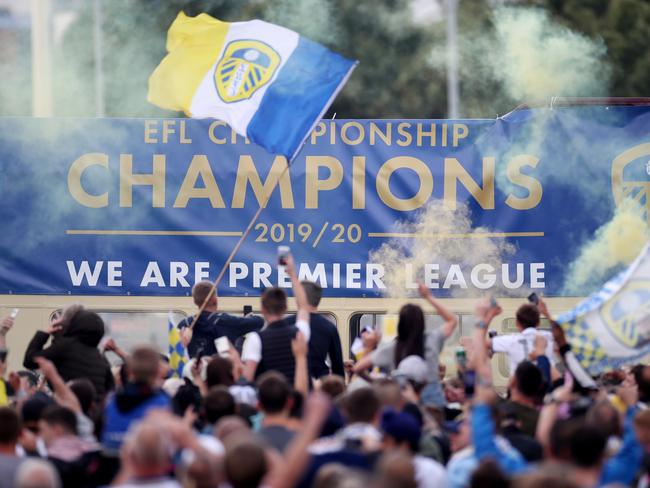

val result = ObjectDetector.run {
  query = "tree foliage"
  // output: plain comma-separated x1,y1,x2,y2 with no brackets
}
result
2,0,649,119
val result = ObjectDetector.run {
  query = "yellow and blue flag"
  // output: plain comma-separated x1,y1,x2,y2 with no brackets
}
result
167,311,188,377
148,12,357,159
557,242,650,374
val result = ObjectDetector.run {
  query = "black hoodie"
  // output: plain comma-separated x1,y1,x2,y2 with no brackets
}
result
24,310,114,398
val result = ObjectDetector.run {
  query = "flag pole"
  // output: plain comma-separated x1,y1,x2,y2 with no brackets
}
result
183,155,294,340
182,64,356,342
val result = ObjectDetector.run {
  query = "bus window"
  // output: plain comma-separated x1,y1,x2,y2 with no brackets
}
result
48,310,187,365
98,311,187,363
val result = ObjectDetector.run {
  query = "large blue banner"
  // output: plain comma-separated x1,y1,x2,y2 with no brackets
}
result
1,105,649,297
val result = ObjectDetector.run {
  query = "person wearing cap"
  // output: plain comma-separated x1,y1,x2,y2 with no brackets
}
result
23,307,114,399
381,409,447,488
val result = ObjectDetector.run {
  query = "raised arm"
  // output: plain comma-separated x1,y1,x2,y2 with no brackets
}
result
103,338,129,362
0,316,13,351
471,300,528,474
285,255,309,324
536,373,573,453
34,357,81,413
292,332,309,397
23,317,65,370
418,283,458,339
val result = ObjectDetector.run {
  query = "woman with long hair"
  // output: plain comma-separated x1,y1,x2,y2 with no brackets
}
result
353,284,458,407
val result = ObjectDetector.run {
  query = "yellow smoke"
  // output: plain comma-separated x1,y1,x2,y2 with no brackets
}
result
491,7,608,101
563,200,650,295
368,201,515,298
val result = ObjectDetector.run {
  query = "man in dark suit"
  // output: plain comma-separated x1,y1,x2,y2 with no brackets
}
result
178,281,263,358
285,281,344,379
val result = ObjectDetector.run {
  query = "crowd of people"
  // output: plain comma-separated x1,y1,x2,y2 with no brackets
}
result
1,253,650,487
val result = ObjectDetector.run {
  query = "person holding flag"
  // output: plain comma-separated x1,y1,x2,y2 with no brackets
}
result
148,10,357,351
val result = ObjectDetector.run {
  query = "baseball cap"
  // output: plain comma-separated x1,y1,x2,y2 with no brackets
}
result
381,409,422,446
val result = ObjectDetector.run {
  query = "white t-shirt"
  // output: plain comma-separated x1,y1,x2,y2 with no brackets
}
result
413,455,447,488
241,319,310,363
491,328,554,374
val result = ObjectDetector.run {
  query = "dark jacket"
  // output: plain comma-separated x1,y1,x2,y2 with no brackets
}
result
256,320,299,383
177,311,263,358
285,313,344,378
23,310,114,398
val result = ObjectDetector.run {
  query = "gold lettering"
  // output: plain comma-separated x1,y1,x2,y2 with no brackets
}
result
453,124,468,147
119,154,166,208
231,155,294,208
310,122,326,145
416,123,436,147
305,156,344,209
444,157,495,209
369,122,391,146
68,153,109,208
144,120,158,143
396,122,413,147
340,121,364,145
173,155,225,208
162,120,175,143
179,120,192,144
505,154,543,210
376,156,433,211
208,121,228,144
441,124,448,147
352,156,366,209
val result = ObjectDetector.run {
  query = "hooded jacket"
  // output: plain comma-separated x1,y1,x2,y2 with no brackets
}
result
23,310,114,398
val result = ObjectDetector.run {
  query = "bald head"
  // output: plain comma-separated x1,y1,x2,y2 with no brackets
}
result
15,459,61,488
127,422,171,475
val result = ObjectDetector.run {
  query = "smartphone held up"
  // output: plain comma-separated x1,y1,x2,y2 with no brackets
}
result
277,246,290,266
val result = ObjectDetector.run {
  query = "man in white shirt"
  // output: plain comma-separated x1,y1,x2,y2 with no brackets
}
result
242,254,310,384
488,303,554,375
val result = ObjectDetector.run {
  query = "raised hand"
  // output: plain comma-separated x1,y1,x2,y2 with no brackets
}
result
417,282,431,299
0,316,13,336
34,356,57,379
291,331,308,359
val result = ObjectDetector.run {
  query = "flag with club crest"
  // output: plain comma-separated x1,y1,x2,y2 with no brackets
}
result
148,11,357,160
556,242,650,374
